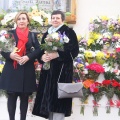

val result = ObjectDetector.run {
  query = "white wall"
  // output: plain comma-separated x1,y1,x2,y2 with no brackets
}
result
74,0,120,35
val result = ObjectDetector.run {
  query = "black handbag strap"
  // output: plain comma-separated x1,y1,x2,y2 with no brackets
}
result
57,53,81,83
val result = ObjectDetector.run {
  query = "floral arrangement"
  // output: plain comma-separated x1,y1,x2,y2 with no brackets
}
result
115,47,120,65
107,18,120,33
85,63,104,81
73,57,85,81
74,16,120,116
81,80,103,116
102,79,118,113
89,16,109,33
0,5,51,31
0,30,16,53
87,32,102,51
40,32,68,52
104,52,116,68
27,5,51,31
84,50,95,64
95,51,105,65
90,82,103,116
80,79,94,115
40,32,69,70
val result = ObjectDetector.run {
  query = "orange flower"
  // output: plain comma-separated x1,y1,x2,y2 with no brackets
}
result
83,79,94,89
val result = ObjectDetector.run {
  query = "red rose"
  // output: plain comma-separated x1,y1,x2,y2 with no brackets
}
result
111,80,119,87
94,88,99,93
4,34,10,39
116,48,120,52
102,80,111,85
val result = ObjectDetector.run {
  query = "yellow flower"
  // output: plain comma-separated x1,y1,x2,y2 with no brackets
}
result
77,35,81,41
105,53,110,58
96,51,105,65
118,18,120,23
84,50,95,64
87,38,94,46
84,50,95,58
38,12,42,16
39,10,46,16
100,16,109,21
89,32,101,40
113,33,120,38
43,18,49,26
108,25,114,30
0,64,4,73
32,10,39,16
77,63,84,69
28,12,33,18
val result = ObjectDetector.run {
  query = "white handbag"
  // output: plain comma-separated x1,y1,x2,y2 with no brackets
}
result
58,82,83,99
57,53,83,99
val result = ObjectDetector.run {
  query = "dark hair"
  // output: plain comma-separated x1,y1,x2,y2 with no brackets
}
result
51,10,65,21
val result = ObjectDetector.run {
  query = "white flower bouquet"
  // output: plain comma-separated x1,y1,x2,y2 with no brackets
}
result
0,30,16,53
40,31,69,70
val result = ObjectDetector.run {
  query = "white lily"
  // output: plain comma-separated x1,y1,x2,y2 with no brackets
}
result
32,16,43,26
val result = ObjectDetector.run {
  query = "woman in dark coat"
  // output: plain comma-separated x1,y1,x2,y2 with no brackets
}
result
0,11,41,120
32,10,79,120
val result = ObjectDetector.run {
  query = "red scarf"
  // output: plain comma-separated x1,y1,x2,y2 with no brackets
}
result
13,27,29,69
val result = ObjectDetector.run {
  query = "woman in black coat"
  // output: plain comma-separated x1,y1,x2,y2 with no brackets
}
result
0,11,41,120
32,10,79,120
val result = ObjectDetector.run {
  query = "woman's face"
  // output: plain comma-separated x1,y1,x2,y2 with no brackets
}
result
16,14,29,30
51,14,64,28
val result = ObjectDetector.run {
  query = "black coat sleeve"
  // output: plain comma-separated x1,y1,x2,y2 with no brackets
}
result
1,51,11,61
27,33,41,60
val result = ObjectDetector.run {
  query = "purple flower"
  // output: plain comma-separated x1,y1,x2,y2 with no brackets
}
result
58,32,64,43
76,58,82,63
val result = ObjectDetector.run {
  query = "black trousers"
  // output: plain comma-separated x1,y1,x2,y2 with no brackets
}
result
7,92,29,120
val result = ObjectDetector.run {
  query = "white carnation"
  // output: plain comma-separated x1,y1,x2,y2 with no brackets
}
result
51,32,59,39
83,69,88,74
1,12,17,25
0,36,7,42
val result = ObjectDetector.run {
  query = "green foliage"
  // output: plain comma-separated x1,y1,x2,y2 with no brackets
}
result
40,41,63,52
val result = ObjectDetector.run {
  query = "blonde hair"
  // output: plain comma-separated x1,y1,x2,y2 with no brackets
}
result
14,11,30,23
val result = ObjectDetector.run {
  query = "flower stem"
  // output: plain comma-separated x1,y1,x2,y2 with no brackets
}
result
93,106,98,116
80,105,85,115
106,106,111,113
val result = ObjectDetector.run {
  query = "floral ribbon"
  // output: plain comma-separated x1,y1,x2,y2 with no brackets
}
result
92,100,100,107
115,100,120,108
107,99,114,107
